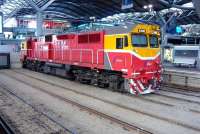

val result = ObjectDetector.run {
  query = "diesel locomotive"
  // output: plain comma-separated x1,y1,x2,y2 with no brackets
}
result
20,22,161,95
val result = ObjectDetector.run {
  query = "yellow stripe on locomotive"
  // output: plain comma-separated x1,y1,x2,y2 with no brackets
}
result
104,23,160,58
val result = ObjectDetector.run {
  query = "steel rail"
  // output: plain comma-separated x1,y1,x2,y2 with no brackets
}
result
0,116,15,134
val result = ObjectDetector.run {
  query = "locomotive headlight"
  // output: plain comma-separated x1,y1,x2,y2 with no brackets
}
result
147,62,152,66
138,29,146,33
145,61,152,66
153,31,158,35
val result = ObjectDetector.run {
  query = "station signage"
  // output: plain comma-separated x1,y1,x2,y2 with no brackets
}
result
121,0,133,10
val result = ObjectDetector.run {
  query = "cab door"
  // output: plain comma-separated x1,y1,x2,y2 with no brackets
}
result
112,34,130,70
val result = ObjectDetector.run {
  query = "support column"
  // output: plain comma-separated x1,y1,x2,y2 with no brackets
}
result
24,0,56,36
36,11,43,36
161,25,166,63
0,12,4,40
160,12,177,64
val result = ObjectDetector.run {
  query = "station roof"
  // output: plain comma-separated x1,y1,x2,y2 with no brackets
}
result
0,0,198,25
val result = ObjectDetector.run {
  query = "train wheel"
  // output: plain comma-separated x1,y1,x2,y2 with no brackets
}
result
97,81,107,88
108,75,121,91
66,71,76,80
79,78,91,84
22,61,27,68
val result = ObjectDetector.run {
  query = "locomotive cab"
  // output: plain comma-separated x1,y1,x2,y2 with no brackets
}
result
104,23,161,94
130,25,161,94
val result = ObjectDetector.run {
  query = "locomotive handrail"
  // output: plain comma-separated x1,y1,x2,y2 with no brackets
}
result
24,48,136,67
24,48,94,64
70,49,94,64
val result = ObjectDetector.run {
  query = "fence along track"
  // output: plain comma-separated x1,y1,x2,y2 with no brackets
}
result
162,72,200,92
2,70,200,133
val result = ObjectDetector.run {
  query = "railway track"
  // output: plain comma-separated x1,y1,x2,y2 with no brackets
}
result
0,116,15,134
2,69,200,133
13,69,200,107
12,69,174,107
0,83,74,134
0,71,152,134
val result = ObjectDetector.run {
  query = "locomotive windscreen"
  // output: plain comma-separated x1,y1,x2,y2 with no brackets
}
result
150,36,159,48
132,34,147,47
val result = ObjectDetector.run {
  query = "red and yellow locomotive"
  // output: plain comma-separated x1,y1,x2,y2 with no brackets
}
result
21,22,161,95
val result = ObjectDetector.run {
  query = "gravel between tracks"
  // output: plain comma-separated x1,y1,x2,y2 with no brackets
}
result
0,86,70,134
1,69,200,134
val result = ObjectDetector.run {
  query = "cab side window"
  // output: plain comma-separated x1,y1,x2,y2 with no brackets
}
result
21,43,24,49
116,38,123,49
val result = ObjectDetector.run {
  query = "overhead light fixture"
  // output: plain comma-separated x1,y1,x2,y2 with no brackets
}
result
143,5,147,9
143,4,153,12
148,4,153,8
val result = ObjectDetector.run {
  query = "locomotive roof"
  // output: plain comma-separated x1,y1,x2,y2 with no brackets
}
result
104,23,137,35
104,22,158,35
30,22,158,39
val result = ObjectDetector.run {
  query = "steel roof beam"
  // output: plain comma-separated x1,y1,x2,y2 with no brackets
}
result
41,0,55,11
49,3,94,18
24,0,40,11
3,8,20,24
50,2,94,18
24,0,55,11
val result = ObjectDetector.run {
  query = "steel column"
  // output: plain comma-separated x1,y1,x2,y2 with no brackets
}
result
36,11,43,36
